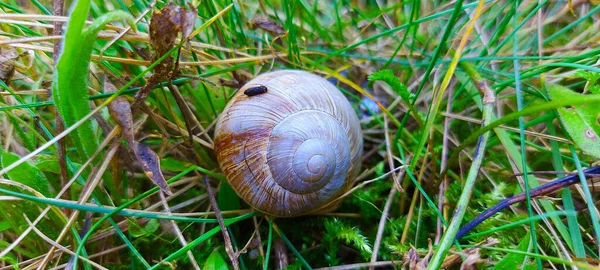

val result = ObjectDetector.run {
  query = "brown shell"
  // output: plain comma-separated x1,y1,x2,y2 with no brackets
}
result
214,70,363,217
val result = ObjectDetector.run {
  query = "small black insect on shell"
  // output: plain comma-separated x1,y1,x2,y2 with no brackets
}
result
244,85,268,96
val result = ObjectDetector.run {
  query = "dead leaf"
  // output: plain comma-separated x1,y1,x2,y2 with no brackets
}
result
149,4,196,55
402,239,433,270
133,4,196,111
442,238,499,269
250,15,286,36
0,46,18,82
105,79,134,143
459,248,486,270
133,141,172,195
105,79,171,194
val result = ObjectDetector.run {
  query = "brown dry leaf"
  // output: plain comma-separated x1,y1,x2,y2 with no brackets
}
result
105,79,135,143
402,246,420,269
149,4,197,55
459,248,486,270
402,240,433,270
442,238,499,269
250,15,286,36
105,79,171,195
179,5,197,39
133,141,172,195
133,4,196,111
0,46,18,82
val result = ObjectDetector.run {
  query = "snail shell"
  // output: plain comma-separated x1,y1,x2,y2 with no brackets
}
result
214,70,363,217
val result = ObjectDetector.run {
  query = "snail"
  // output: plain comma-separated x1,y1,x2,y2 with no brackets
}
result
214,70,363,217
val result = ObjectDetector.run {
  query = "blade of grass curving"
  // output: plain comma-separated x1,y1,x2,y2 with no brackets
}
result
547,121,586,257
273,222,312,270
442,94,600,178
477,246,599,269
462,211,576,240
71,166,228,267
0,63,255,114
543,4,600,45
53,2,135,161
148,212,256,270
0,2,24,13
569,146,600,254
493,128,575,256
3,71,145,270
511,2,540,267
30,0,51,15
0,185,228,223
264,218,273,270
283,0,299,66
429,51,492,270
311,1,481,66
401,0,470,200
493,47,600,90
426,4,488,266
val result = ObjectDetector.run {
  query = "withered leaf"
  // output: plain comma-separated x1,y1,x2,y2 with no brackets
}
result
105,79,135,143
133,141,172,195
134,4,196,111
180,5,197,39
459,249,486,270
250,15,286,36
0,46,18,82
402,240,433,270
105,79,171,194
149,4,197,55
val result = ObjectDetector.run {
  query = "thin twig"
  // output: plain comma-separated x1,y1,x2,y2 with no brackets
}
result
202,176,240,270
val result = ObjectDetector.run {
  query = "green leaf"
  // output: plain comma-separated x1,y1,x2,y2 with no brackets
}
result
573,70,600,85
546,83,600,158
52,1,135,161
203,249,229,270
160,157,194,172
1,152,52,197
34,156,82,175
217,181,240,212
494,232,530,270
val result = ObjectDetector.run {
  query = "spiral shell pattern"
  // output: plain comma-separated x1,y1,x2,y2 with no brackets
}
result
214,70,363,217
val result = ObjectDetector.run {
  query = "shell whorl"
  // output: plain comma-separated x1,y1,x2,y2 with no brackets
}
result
214,70,363,217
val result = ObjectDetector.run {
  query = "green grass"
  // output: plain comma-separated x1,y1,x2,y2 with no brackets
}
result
1,0,600,269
